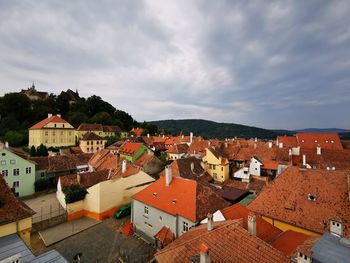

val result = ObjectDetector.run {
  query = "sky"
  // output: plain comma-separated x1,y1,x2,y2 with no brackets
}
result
0,0,350,130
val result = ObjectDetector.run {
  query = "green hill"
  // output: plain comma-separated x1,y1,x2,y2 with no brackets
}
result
150,119,279,139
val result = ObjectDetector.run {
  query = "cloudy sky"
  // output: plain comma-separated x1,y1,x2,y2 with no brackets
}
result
1,0,350,129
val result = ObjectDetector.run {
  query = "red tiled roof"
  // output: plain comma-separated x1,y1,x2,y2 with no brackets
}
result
132,128,144,137
221,203,282,243
277,135,298,147
70,146,83,153
155,220,291,263
271,230,309,257
60,169,110,188
154,226,175,246
103,125,121,132
81,132,104,141
133,177,229,222
114,163,142,178
30,115,71,129
165,143,189,154
296,133,343,150
133,153,154,167
248,167,350,236
0,175,35,226
119,142,144,155
76,123,103,131
262,161,279,170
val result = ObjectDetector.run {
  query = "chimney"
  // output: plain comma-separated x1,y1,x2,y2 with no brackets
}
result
190,132,193,144
302,154,306,167
208,141,211,146
57,114,61,118
268,142,272,148
207,213,213,231
162,134,165,138
248,212,256,236
224,142,228,148
147,133,150,138
254,137,257,142
289,149,292,156
5,141,9,148
199,244,210,263
77,173,81,184
182,134,184,139
165,166,172,186
48,113,53,118
316,145,321,155
190,162,195,173
279,142,283,148
254,143,257,149
122,160,127,173
330,218,343,237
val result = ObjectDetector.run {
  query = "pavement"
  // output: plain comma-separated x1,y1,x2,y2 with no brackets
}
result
39,217,101,246
47,217,155,263
24,192,65,223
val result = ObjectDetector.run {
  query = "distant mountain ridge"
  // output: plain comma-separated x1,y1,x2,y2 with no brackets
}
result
150,119,279,139
151,119,350,140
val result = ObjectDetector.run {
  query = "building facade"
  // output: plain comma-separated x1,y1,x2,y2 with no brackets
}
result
29,114,75,148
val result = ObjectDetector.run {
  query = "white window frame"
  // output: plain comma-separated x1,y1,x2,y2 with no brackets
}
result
183,221,189,232
2,170,8,176
1,160,6,165
144,206,149,215
13,168,20,176
13,181,19,188
26,167,32,174
10,159,16,165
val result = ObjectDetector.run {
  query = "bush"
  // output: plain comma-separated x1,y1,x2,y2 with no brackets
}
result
35,178,49,192
4,130,24,147
62,184,88,204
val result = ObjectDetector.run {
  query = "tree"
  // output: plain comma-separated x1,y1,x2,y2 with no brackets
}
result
4,131,24,147
91,112,113,125
29,145,36,156
36,144,48,156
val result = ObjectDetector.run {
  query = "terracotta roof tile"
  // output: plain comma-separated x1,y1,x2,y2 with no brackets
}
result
30,115,71,129
296,133,343,150
60,169,110,188
277,135,298,148
76,123,103,131
155,220,291,263
221,203,282,243
81,132,104,141
154,226,175,246
271,230,309,257
102,125,121,132
248,167,350,236
166,143,189,154
0,175,35,226
119,142,144,155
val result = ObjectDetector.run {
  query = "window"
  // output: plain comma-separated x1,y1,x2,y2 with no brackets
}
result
69,131,72,135
13,181,19,188
45,139,48,143
144,222,153,228
221,167,223,171
45,131,48,136
26,167,32,174
87,147,89,152
54,124,57,128
10,159,16,165
60,131,64,135
183,221,189,232
63,124,65,128
87,141,90,145
144,206,149,215
2,170,8,176
13,168,20,176
97,147,99,151
1,160,6,165
97,141,99,145
52,131,56,136
53,138,56,143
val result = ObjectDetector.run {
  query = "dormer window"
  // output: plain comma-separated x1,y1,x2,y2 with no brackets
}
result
326,140,329,143
152,192,157,197
308,194,316,201
301,140,305,143
314,140,318,143
331,140,334,143
172,199,177,205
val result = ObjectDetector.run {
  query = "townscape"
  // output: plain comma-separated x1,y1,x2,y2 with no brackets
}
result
1,86,350,263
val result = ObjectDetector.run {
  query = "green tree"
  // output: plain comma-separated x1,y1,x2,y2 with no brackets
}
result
36,144,48,156
91,112,113,125
4,131,24,147
29,145,36,156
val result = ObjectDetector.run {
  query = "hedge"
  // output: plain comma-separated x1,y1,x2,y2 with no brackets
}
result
62,184,88,204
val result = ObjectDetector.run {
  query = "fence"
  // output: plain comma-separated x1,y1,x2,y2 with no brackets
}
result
32,203,66,224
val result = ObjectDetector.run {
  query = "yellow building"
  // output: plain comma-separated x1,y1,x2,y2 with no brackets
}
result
206,147,230,183
0,175,35,247
29,114,75,148
79,132,107,153
75,123,121,142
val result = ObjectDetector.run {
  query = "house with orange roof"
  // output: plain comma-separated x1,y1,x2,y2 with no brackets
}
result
131,127,144,137
119,141,148,162
57,161,155,221
205,147,230,183
296,133,343,150
165,143,189,160
29,113,75,148
131,167,229,244
248,166,350,237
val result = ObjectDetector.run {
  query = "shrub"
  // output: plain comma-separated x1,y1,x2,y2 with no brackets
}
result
62,184,88,204
34,178,49,192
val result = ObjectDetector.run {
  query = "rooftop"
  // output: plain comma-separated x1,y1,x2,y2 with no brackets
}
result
30,115,72,129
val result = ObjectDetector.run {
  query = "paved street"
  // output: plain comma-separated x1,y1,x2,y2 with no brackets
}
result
39,217,101,246
24,192,65,223
47,217,155,263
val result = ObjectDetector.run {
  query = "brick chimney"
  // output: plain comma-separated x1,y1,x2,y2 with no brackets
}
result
57,114,61,118
248,212,256,236
207,213,213,231
199,244,210,263
48,113,53,118
165,166,172,186
302,154,306,167
279,142,283,148
190,132,193,144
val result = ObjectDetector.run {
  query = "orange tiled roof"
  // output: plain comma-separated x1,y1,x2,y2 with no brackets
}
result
119,142,144,155
30,115,70,129
132,177,229,222
166,143,189,154
296,133,343,150
277,135,298,147
60,169,110,188
0,175,35,226
262,161,279,170
76,123,103,131
221,203,282,243
132,128,144,137
154,226,175,246
271,230,309,257
248,167,350,236
155,220,291,263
